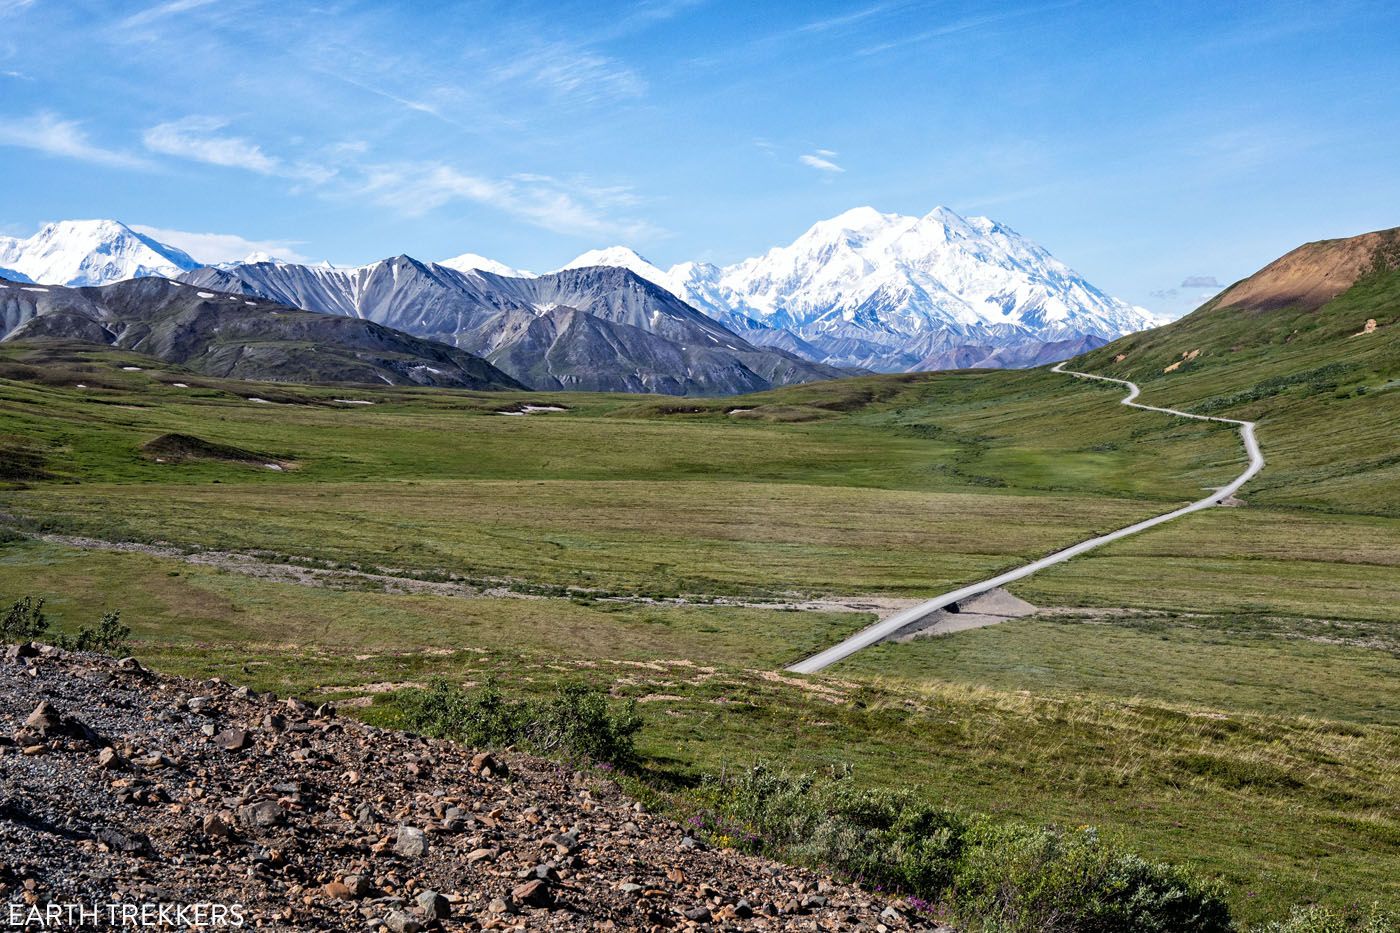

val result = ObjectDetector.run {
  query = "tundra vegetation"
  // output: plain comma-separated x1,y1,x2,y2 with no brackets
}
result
0,263,1395,928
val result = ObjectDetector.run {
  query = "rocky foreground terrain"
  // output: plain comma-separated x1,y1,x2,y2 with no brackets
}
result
0,646,929,931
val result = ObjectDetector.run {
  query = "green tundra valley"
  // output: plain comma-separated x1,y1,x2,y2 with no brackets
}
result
2,229,1396,930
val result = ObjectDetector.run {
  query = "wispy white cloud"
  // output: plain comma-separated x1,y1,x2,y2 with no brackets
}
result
579,0,709,45
800,152,845,174
0,0,37,16
143,116,279,173
135,110,659,239
316,69,453,124
143,116,333,183
509,173,645,210
121,0,220,29
0,111,151,169
131,224,312,264
1150,276,1222,319
858,2,1073,56
5,5,664,245
799,1,910,34
491,43,646,105
355,162,663,240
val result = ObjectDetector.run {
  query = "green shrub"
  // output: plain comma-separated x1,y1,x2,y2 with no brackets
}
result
1192,363,1355,414
689,764,1232,933
54,610,132,654
398,677,642,768
949,820,1232,933
1257,904,1396,933
516,681,643,765
2,597,130,653
1,596,49,642
399,677,518,747
693,764,966,895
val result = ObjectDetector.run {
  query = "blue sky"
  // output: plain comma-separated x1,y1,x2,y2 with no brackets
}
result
2,0,1398,316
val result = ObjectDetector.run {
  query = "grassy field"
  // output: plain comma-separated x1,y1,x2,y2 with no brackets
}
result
1009,506,1400,622
15,480,1170,597
3,537,1394,925
0,334,1396,924
0,342,1245,599
843,610,1399,725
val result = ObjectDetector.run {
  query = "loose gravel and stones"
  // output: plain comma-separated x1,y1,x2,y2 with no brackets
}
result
0,647,930,930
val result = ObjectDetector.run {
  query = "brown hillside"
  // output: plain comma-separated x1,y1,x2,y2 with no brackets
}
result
1214,226,1400,312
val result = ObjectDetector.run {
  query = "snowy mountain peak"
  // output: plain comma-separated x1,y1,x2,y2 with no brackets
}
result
800,206,914,248
559,205,1157,372
0,219,198,287
559,246,666,283
913,205,978,237
921,205,967,224
439,252,534,279
4,209,1159,376
820,205,900,230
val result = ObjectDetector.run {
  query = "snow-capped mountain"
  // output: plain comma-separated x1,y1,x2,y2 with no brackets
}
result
0,219,199,287
4,209,1157,376
559,247,665,282
179,257,846,395
439,252,534,279
555,248,828,358
561,206,1156,372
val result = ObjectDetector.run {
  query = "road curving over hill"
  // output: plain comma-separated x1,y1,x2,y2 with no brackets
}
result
786,362,1265,675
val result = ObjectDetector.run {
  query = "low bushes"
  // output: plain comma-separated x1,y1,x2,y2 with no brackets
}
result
398,677,642,768
58,610,131,653
1,595,130,653
1,595,50,642
391,682,1375,932
689,763,1233,933
1258,904,1396,933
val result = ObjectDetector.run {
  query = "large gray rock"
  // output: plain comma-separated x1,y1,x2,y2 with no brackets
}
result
394,825,428,858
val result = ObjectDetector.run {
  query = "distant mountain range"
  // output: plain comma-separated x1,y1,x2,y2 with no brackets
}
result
0,275,522,390
0,209,1159,389
181,259,845,395
553,207,1157,371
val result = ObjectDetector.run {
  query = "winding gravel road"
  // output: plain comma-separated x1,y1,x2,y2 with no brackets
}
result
786,362,1264,675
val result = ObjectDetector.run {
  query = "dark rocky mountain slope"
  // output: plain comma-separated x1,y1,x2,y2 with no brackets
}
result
181,259,850,395
0,276,523,390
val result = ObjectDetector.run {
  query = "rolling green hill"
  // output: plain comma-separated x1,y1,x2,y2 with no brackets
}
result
1074,227,1400,514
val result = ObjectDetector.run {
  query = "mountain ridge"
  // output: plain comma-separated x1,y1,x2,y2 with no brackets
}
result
552,206,1155,372
0,275,524,390
179,260,848,395
2,209,1156,376
1067,224,1400,514
1209,226,1400,313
